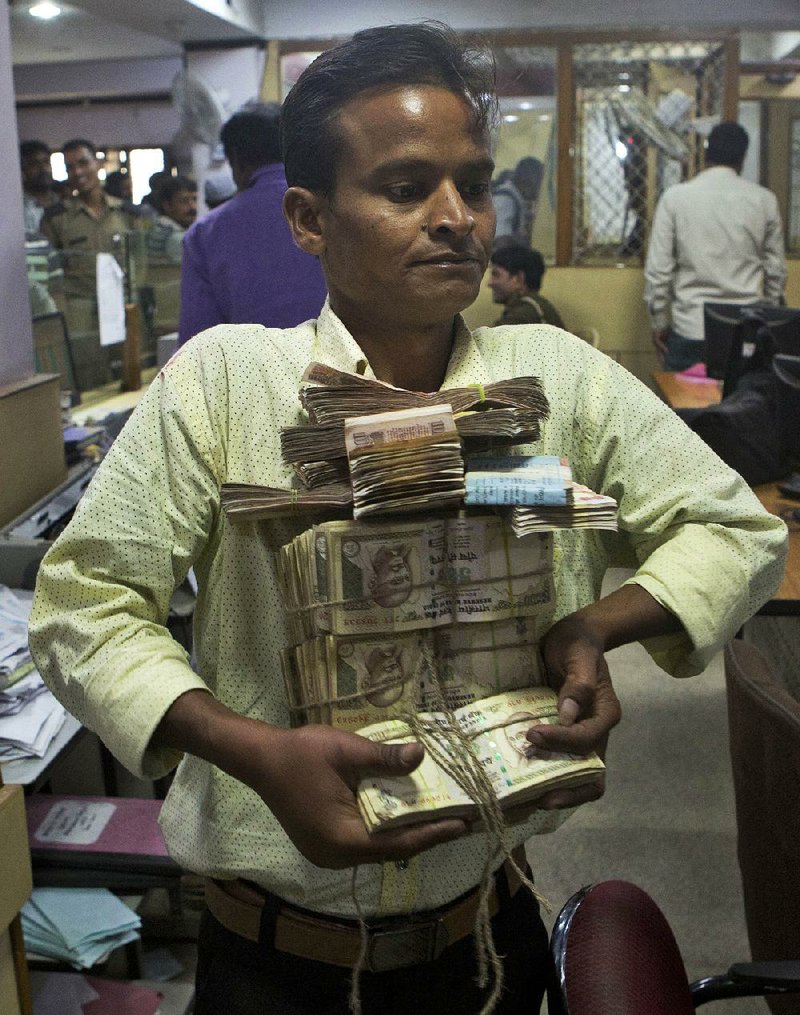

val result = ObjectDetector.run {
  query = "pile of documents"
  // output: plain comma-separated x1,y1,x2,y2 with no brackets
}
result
0,583,67,763
0,670,66,761
21,887,141,969
0,584,35,690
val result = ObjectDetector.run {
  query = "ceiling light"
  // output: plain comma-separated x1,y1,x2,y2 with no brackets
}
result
29,3,62,19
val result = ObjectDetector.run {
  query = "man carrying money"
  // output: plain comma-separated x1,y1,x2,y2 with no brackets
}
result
30,22,786,1015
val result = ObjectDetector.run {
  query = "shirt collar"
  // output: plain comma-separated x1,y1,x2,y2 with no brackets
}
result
310,300,492,392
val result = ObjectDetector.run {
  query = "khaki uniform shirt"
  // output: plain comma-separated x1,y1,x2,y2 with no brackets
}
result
42,194,147,299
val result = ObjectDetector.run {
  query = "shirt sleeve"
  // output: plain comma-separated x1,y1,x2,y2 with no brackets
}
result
178,226,224,346
761,192,787,306
643,193,676,331
574,349,787,677
28,345,226,778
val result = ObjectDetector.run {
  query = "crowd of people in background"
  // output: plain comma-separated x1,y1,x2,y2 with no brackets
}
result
19,106,784,369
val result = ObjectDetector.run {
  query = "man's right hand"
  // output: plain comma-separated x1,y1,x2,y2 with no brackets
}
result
651,327,668,364
152,691,467,869
239,723,469,868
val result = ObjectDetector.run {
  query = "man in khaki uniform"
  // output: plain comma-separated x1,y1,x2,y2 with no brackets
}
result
42,138,148,388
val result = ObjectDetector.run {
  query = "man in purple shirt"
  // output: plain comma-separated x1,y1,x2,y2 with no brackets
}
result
177,103,327,346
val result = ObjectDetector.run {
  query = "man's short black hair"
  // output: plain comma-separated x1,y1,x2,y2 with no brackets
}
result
158,174,197,210
490,245,545,291
62,138,98,158
20,140,51,163
104,170,129,198
281,21,497,196
220,104,282,170
706,122,749,168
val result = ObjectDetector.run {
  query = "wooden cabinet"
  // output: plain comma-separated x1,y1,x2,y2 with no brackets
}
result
0,784,33,1015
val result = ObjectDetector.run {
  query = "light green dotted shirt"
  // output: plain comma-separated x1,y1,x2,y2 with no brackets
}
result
28,302,787,917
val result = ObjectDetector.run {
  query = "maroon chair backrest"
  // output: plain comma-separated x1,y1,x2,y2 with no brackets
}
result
725,640,800,1015
563,880,695,1015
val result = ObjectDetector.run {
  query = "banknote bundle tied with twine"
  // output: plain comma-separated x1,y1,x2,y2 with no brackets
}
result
223,365,613,1014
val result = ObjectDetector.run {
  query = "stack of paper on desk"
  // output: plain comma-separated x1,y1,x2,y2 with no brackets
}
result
21,887,141,969
0,670,66,761
0,584,35,689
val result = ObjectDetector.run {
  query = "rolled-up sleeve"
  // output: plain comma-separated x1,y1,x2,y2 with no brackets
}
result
576,351,787,677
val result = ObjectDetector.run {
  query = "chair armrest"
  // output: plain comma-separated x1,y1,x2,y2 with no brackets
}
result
691,961,800,1007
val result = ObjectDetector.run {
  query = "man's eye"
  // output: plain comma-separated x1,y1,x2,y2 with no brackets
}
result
461,181,491,199
387,183,422,201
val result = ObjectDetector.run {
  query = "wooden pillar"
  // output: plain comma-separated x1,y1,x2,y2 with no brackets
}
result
556,42,575,267
723,34,741,123
122,303,142,392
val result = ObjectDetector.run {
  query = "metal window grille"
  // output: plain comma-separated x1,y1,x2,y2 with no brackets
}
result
572,40,728,264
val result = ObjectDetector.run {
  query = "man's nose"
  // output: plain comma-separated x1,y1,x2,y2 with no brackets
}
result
428,182,474,237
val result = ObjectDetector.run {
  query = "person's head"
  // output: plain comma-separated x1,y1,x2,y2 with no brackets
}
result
512,157,544,201
489,245,545,302
368,543,413,608
502,712,536,759
706,122,749,171
62,139,101,198
104,169,132,201
362,644,405,707
143,170,172,208
158,174,198,228
220,103,282,190
281,22,499,330
20,140,53,194
204,167,236,209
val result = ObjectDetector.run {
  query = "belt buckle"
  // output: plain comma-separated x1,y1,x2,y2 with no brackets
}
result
365,916,448,972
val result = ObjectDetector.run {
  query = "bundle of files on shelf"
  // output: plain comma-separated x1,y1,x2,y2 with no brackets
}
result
21,887,141,969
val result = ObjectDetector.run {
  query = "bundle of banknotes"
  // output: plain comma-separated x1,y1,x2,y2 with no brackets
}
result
298,363,550,425
465,456,618,532
356,686,605,832
276,513,556,725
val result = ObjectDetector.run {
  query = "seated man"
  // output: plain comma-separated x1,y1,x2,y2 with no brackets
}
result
30,23,786,1015
488,244,565,328
147,175,198,265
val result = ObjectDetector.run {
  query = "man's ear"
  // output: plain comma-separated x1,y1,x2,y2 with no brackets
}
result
283,187,327,256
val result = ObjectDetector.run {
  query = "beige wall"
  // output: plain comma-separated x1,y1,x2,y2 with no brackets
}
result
463,259,800,387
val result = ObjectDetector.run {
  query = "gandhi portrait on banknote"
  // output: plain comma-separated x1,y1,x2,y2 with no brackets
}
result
361,643,406,708
367,543,414,608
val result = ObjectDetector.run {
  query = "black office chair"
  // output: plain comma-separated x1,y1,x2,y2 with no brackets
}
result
548,879,800,1014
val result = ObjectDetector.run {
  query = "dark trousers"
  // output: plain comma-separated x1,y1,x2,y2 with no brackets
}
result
665,330,704,372
194,883,549,1015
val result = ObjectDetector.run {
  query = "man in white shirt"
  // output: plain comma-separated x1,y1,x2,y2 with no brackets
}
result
644,122,786,371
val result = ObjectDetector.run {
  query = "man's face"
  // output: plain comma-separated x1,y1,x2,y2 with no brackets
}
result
22,151,53,193
313,85,496,330
65,146,100,197
488,264,524,304
163,189,198,229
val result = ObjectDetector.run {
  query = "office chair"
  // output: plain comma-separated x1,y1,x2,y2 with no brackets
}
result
726,639,800,1014
548,879,800,1013
31,311,81,404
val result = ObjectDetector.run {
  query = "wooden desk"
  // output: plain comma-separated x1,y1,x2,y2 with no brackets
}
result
652,371,722,410
753,482,800,615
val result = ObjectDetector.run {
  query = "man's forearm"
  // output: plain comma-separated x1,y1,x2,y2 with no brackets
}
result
151,688,283,790
564,582,682,652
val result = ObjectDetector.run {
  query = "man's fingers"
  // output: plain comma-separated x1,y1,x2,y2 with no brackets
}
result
535,777,606,811
362,818,469,864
